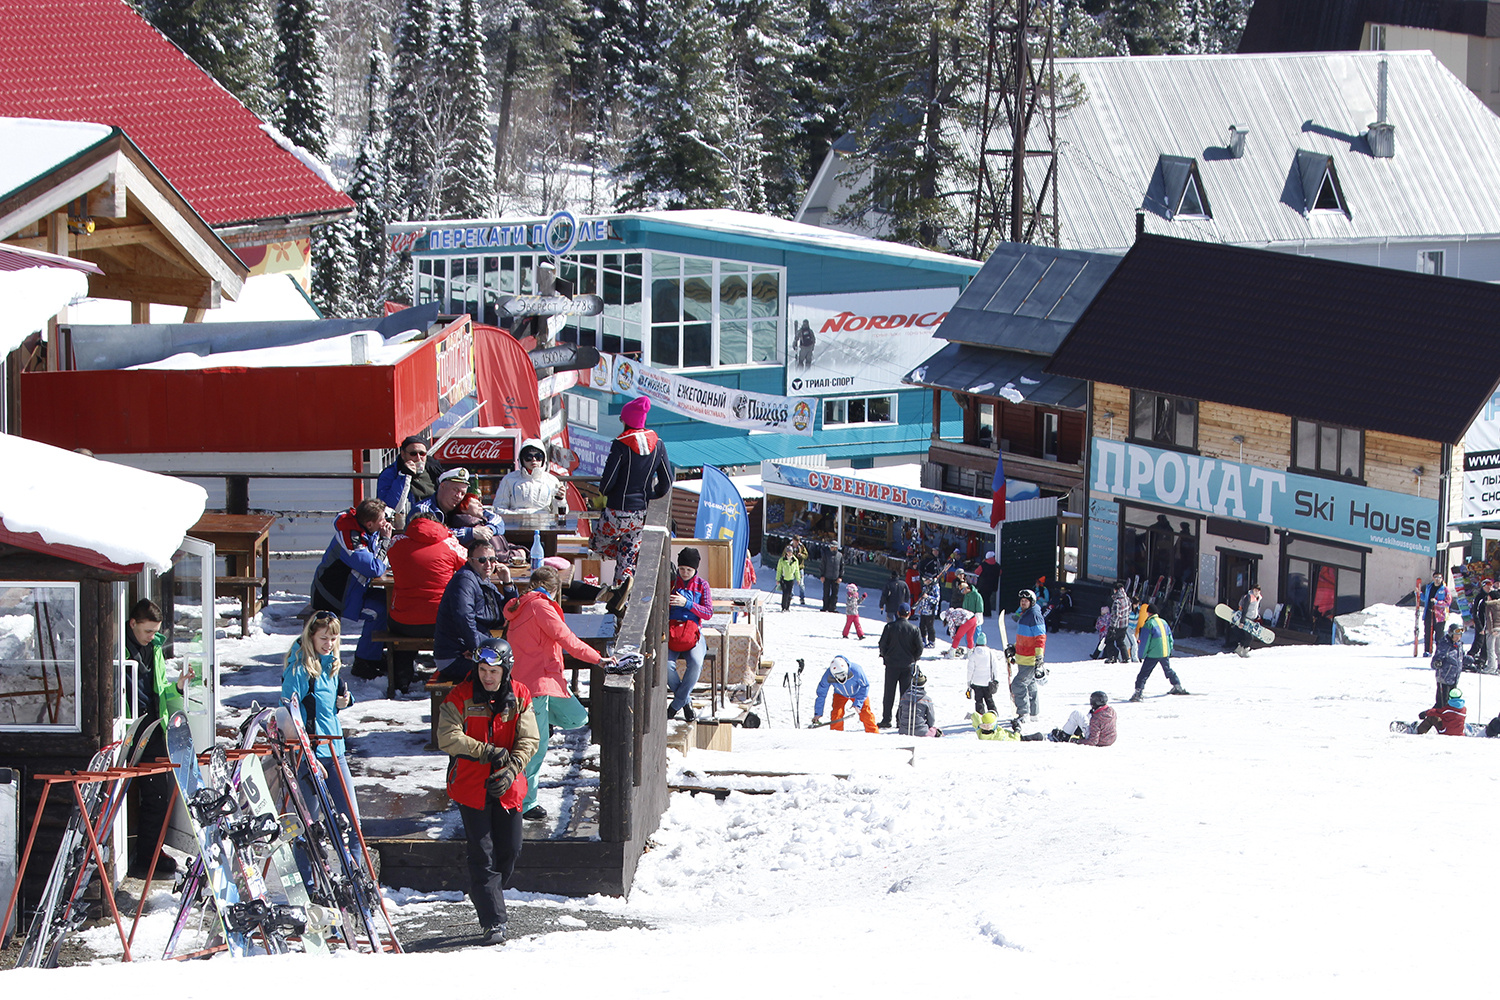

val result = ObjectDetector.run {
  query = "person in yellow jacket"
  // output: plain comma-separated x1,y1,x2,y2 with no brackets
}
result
971,711,1021,741
776,545,802,612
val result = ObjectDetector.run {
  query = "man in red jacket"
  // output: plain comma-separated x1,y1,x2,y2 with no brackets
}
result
437,641,539,945
385,510,467,695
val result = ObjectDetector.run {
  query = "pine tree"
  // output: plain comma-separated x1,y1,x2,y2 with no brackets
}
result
615,0,747,211
718,0,807,217
274,0,334,159
349,38,392,312
569,0,641,211
833,0,984,250
311,220,360,316
136,0,278,118
437,0,496,217
788,0,854,204
388,0,441,220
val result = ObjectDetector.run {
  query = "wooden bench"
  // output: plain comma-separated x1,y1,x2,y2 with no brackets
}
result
369,630,434,699
425,679,456,750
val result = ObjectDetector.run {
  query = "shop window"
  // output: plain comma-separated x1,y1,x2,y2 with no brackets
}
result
1282,537,1365,636
1129,391,1197,450
645,252,782,369
565,392,598,430
0,582,81,732
1418,250,1445,276
1119,507,1198,589
1291,418,1363,480
824,395,896,426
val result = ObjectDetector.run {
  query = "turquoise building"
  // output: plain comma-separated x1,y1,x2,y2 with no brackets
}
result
389,210,979,472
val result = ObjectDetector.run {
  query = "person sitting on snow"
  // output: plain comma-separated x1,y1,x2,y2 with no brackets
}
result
811,655,879,733
895,670,940,737
1023,691,1118,745
1416,688,1467,736
970,711,1020,742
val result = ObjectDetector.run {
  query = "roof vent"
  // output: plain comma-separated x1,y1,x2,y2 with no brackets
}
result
1366,58,1395,157
1226,124,1248,158
1158,155,1211,220
1295,149,1350,216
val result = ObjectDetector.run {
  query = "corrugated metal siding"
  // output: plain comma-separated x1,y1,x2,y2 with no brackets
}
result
1057,51,1500,253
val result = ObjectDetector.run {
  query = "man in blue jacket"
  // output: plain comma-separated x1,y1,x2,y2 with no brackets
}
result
376,435,444,525
811,655,878,733
434,539,520,681
311,498,391,679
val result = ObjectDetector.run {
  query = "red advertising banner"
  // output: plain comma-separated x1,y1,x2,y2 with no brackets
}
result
473,323,541,439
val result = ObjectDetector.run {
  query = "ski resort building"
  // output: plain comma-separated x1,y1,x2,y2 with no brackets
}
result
386,211,980,473
1045,235,1500,639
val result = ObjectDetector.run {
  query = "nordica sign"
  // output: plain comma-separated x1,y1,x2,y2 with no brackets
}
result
1090,438,1436,555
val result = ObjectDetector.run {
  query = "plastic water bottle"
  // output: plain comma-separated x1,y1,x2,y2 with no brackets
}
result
530,530,545,571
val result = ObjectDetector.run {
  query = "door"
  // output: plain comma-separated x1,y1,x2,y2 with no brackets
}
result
1219,551,1257,613
137,537,217,751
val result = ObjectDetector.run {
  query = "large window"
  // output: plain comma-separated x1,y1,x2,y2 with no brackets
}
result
1282,537,1365,637
823,395,896,426
0,582,80,731
565,392,598,430
1130,391,1197,449
649,253,781,369
1291,418,1363,480
1119,506,1198,589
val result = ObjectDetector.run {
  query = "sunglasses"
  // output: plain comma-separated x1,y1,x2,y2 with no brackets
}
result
312,610,337,623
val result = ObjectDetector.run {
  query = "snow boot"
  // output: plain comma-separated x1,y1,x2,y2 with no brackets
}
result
1169,685,1190,695
1128,690,1143,703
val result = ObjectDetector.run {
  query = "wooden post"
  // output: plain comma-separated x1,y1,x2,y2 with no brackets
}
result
130,302,150,324
225,475,249,515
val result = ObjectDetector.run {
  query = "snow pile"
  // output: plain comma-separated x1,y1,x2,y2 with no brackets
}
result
259,121,342,193
1336,602,1418,646
0,267,89,356
0,434,206,570
130,331,412,370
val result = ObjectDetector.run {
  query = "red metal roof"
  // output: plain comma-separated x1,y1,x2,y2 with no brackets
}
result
0,0,354,229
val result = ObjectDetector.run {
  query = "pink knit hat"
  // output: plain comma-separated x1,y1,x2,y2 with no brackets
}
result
621,396,651,429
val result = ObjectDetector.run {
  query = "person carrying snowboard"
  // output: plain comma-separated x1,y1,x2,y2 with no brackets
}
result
1129,604,1189,701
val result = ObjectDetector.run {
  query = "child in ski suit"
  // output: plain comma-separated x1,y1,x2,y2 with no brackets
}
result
941,604,980,656
1431,621,1465,710
843,581,867,639
971,711,1020,741
896,671,940,737
916,577,941,647
966,629,1010,715
1089,605,1110,659
1416,688,1467,735
812,655,879,733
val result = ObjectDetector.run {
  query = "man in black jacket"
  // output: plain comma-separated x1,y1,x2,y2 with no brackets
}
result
820,543,843,612
879,570,909,622
877,603,924,728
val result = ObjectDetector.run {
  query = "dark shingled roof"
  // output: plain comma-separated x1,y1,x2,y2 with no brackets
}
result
933,242,1121,354
1239,0,1500,53
1044,234,1500,445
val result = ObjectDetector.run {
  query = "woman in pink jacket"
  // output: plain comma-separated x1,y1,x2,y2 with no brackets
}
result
503,566,614,821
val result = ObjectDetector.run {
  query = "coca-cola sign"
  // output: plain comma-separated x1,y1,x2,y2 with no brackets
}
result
433,436,516,465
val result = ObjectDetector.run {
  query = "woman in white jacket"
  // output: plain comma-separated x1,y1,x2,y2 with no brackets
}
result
493,438,565,513
966,629,1010,716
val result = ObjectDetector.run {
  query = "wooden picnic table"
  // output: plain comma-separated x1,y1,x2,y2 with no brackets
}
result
188,512,275,637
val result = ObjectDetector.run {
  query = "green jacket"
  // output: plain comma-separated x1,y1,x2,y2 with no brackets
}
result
962,588,984,616
1139,614,1174,659
129,630,184,724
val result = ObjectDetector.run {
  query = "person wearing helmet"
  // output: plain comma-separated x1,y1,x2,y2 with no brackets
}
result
437,638,540,946
896,670,940,737
1027,691,1118,746
1010,589,1048,722
492,438,566,514
811,655,878,732
1415,687,1467,736
970,710,1019,741
1431,619,1466,710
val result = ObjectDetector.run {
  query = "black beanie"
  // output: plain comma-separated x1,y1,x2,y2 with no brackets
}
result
677,547,701,569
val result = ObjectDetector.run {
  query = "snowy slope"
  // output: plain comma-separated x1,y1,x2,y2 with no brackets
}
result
15,601,1499,997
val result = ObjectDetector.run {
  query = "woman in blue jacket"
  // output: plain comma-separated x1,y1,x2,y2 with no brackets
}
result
282,611,359,859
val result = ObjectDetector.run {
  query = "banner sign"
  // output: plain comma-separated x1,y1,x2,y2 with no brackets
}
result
435,321,476,407
696,466,750,588
605,354,815,436
388,210,613,256
762,461,994,525
1090,438,1437,556
1087,498,1119,579
1461,388,1500,520
504,294,605,317
785,287,959,396
568,427,613,477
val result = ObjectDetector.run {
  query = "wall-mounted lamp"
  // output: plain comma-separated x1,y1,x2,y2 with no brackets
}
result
1232,435,1245,462
1413,466,1425,491
1101,410,1115,438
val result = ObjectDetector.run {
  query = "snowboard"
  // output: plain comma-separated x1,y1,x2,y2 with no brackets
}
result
1389,720,1490,737
1215,604,1275,644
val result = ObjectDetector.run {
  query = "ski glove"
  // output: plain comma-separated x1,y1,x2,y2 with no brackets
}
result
485,767,517,800
988,680,999,695
1005,644,1017,658
486,745,511,767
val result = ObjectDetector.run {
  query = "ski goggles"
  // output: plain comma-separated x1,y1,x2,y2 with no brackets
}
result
475,647,505,665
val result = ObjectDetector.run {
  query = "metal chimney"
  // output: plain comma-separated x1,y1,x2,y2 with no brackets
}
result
1227,124,1249,158
1367,58,1395,157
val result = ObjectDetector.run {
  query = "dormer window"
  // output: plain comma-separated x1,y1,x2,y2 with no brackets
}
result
1296,149,1350,216
1159,155,1211,220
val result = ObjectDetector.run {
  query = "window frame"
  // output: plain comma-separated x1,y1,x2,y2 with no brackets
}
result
0,580,83,733
1418,249,1445,276
822,393,898,427
1127,390,1199,452
1289,417,1365,483
564,392,599,431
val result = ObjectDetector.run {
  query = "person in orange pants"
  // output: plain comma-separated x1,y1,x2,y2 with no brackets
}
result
811,655,879,732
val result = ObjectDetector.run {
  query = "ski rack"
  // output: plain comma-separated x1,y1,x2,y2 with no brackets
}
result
1,761,180,963
301,734,402,953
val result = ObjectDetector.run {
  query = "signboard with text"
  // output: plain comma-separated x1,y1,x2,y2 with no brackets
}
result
1086,498,1119,579
1089,438,1437,556
785,288,959,396
762,461,994,526
1462,388,1500,521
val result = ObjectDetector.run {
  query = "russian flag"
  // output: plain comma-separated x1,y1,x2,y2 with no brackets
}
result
989,449,1007,527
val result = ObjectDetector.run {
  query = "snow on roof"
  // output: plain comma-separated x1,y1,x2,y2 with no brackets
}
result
673,474,765,500
129,330,420,370
69,273,321,326
628,210,979,267
0,266,90,357
0,433,206,571
0,116,113,199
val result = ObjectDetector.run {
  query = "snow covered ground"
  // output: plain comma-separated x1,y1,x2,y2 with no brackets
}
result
12,597,1499,997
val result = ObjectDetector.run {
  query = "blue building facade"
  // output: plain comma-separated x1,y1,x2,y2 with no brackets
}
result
390,210,977,471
